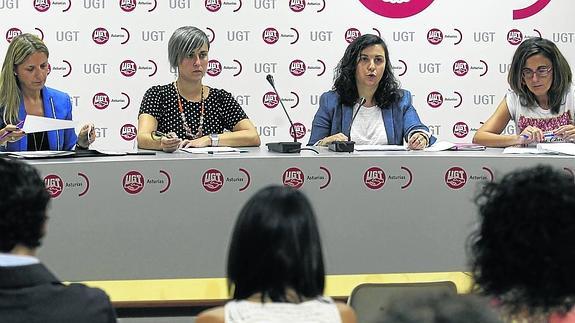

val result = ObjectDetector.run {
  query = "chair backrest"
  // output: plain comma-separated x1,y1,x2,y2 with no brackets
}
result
348,281,458,323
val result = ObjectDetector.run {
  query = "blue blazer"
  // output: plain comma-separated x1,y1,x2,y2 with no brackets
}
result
308,90,436,146
3,86,77,151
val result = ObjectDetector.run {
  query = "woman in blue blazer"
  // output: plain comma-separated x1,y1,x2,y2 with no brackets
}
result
0,34,94,151
308,34,435,149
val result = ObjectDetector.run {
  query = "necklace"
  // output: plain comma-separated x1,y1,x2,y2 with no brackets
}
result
175,81,205,139
32,132,44,151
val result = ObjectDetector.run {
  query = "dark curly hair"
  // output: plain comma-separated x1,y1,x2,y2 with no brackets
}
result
469,164,575,317
333,34,402,108
0,158,50,252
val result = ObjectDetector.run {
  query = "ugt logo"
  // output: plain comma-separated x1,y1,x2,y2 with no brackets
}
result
205,0,222,12
345,28,361,43
452,121,469,138
427,91,443,108
453,60,469,76
123,171,144,194
93,93,110,110
289,59,306,76
120,124,137,141
262,28,280,44
289,122,306,140
120,59,137,77
263,92,279,109
92,28,110,45
445,166,467,189
364,167,385,190
427,28,443,45
283,167,304,189
202,169,224,192
6,28,22,43
207,60,222,76
289,0,305,12
120,0,136,12
44,174,63,198
34,0,51,12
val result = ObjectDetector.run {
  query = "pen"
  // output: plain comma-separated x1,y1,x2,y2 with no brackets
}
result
0,120,25,141
521,133,556,139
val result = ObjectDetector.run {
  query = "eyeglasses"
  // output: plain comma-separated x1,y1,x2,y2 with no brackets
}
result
522,66,552,79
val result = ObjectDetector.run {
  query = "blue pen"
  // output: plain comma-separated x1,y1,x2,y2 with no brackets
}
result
521,133,555,139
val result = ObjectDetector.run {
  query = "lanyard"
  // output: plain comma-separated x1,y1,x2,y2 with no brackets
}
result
175,81,204,139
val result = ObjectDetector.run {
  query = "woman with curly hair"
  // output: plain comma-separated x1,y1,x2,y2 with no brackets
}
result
308,34,434,150
469,165,575,322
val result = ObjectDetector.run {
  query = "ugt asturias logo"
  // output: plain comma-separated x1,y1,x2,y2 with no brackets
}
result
364,167,385,190
452,121,469,138
263,92,279,109
289,59,306,76
93,92,110,110
92,28,110,45
120,124,137,141
202,169,224,192
120,0,136,12
445,167,467,189
283,167,304,189
262,27,280,44
289,0,305,12
33,0,50,12
359,0,435,18
123,171,144,194
427,91,443,108
120,59,137,77
453,60,469,76
427,28,443,45
207,60,222,76
290,122,306,140
205,0,222,12
507,29,523,45
5,28,22,43
345,28,361,43
44,174,63,198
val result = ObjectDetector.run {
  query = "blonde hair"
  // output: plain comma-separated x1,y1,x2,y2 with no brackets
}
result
0,33,49,124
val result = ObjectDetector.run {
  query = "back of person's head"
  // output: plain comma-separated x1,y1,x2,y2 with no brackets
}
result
379,291,501,323
470,164,575,316
0,158,50,252
508,37,572,113
333,34,400,107
227,185,325,302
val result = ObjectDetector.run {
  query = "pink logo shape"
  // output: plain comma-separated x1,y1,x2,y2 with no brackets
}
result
262,27,280,44
359,0,435,18
289,0,305,12
289,59,306,76
453,121,469,138
427,91,443,108
513,0,550,20
202,169,224,192
44,174,63,198
6,28,22,43
453,60,469,76
205,0,222,11
427,28,443,45
445,166,467,189
34,0,50,12
120,124,137,141
345,28,361,43
92,28,110,45
92,92,110,110
283,167,304,189
263,92,279,109
364,167,386,190
123,171,144,194
507,29,523,45
120,59,137,77
207,60,222,76
120,0,136,12
290,122,306,140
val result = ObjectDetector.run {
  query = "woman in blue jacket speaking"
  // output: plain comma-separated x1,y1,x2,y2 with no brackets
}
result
308,34,434,150
0,33,94,151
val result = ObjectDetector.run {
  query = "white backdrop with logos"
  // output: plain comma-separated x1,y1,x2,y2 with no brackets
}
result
0,0,572,150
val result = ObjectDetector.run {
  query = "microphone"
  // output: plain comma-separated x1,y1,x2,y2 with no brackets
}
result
328,97,366,152
265,74,302,153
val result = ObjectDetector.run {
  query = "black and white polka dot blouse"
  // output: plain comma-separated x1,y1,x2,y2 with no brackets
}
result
139,83,248,139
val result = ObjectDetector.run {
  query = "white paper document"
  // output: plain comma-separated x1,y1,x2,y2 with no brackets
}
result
354,145,407,151
22,115,77,134
179,146,241,154
424,141,455,152
537,143,575,156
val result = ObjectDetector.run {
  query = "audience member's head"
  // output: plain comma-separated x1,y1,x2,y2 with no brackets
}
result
0,158,50,253
227,185,325,302
470,164,575,318
379,291,501,323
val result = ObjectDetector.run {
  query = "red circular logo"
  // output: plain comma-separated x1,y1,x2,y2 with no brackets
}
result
345,28,361,43
452,121,469,138
6,28,22,43
289,122,306,140
123,171,144,194
289,59,306,76
120,124,137,141
453,60,469,76
262,92,279,109
92,27,110,45
359,0,435,18
364,167,386,190
445,166,467,189
202,169,224,192
262,27,280,44
205,0,222,11
120,59,137,77
507,29,523,45
92,92,110,110
120,0,136,12
427,91,443,108
207,59,222,76
34,0,50,12
283,167,304,189
289,0,305,12
427,28,443,45
44,174,63,198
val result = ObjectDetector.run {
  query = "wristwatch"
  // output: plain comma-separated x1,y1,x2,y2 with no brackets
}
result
210,133,219,147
